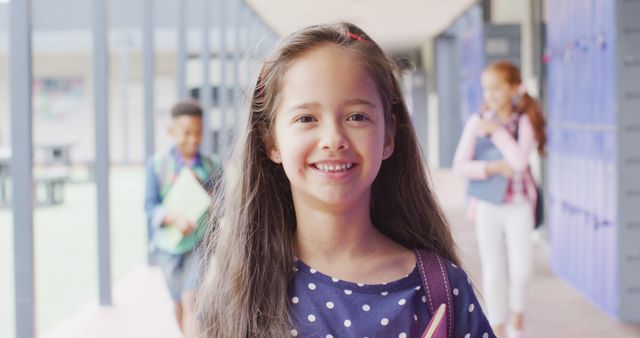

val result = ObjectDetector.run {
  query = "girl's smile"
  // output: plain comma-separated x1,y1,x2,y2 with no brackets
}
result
310,160,357,180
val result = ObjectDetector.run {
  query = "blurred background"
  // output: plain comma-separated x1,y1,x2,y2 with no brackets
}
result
0,0,639,337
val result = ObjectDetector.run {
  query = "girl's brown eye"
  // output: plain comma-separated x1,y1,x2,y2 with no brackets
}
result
347,113,369,122
296,116,316,123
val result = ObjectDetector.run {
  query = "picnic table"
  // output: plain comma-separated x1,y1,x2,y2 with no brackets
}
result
37,142,75,169
0,145,72,207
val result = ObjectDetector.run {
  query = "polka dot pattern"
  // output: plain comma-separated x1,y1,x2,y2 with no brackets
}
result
287,258,494,337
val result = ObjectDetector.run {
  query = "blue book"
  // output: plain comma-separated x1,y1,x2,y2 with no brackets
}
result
467,137,509,204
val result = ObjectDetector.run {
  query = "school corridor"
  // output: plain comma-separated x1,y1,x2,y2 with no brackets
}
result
1,0,639,338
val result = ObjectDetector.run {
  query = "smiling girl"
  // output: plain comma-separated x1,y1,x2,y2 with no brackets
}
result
195,23,494,338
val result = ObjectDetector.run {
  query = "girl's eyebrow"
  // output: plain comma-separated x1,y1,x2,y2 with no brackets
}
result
344,98,379,109
286,98,379,114
287,102,321,114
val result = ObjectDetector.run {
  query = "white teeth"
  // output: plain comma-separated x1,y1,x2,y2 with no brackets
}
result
315,163,354,173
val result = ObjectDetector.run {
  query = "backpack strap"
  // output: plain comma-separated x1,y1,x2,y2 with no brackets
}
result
153,152,177,199
415,249,454,338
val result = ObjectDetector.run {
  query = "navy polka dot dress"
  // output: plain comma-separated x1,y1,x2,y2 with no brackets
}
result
288,258,495,338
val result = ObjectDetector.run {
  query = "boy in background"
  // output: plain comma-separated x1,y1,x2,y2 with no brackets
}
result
144,99,220,337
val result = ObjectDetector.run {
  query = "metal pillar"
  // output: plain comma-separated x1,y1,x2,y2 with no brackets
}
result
218,0,228,159
119,33,131,164
176,0,187,99
93,0,112,306
248,11,261,88
143,0,156,264
232,0,241,129
201,0,213,155
10,0,35,336
143,0,155,160
244,7,255,88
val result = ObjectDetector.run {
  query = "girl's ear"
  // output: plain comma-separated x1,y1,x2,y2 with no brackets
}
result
265,136,282,163
510,84,524,107
269,148,282,163
510,83,523,98
383,114,396,160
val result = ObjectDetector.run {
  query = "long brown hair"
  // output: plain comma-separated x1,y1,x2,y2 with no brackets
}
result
484,60,547,155
195,22,460,337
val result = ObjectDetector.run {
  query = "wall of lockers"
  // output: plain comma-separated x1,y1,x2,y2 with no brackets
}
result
546,0,640,322
435,5,521,168
456,6,485,126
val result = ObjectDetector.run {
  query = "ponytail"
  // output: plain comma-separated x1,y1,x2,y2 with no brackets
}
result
517,93,546,155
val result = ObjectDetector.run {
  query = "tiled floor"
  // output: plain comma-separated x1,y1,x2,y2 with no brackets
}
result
24,169,640,337
40,267,182,338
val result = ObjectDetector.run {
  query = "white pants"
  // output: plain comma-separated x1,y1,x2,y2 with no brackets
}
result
475,200,533,326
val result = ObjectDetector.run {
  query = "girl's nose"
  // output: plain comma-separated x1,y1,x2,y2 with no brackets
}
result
319,121,349,151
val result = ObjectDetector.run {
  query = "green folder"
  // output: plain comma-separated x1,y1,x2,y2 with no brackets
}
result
158,167,211,250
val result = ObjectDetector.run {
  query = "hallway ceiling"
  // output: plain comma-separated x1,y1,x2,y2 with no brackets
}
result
245,0,477,51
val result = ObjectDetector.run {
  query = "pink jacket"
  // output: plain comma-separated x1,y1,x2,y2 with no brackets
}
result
452,111,538,221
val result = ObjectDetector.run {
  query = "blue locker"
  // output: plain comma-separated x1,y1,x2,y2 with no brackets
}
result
604,0,616,126
586,131,596,298
578,2,586,124
593,132,605,307
594,4,604,126
605,130,617,316
456,5,483,122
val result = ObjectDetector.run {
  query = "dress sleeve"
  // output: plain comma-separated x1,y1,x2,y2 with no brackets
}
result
446,263,496,338
490,114,535,172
